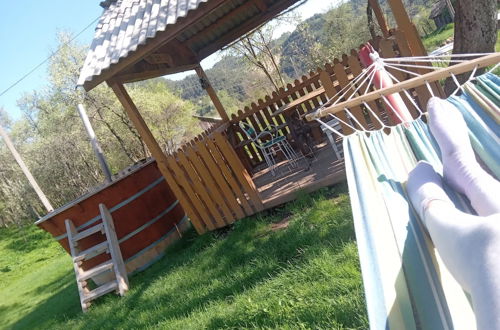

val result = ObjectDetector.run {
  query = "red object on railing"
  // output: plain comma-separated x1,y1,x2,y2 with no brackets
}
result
359,44,413,123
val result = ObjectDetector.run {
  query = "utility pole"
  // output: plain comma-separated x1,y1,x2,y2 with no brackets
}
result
0,123,53,212
77,104,113,183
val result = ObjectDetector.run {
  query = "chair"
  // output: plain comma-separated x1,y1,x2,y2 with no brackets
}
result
239,122,298,175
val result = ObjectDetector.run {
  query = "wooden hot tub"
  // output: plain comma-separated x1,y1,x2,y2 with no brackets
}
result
36,159,188,281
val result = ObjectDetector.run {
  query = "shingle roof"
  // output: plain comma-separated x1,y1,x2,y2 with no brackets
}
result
77,0,207,87
429,0,447,19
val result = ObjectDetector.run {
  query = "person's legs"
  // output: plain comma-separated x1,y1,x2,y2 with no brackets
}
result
407,161,500,329
427,97,500,216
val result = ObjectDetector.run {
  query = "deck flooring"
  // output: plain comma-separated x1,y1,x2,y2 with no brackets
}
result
252,143,346,209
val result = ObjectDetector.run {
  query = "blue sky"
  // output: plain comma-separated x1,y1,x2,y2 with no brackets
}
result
0,0,338,121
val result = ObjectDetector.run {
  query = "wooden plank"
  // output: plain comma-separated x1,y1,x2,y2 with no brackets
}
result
258,100,276,130
393,31,432,109
206,138,254,216
368,0,389,37
65,219,90,312
99,203,129,296
386,0,427,56
186,143,234,224
177,151,226,228
166,155,213,232
162,161,206,234
306,53,500,120
197,0,304,59
109,82,171,185
347,51,383,129
195,140,245,219
195,66,229,122
213,133,264,211
82,280,119,304
234,115,260,166
0,123,53,212
379,39,420,119
110,82,208,234
318,69,353,134
332,62,369,129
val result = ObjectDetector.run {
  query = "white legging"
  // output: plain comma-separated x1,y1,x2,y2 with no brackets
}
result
425,201,500,330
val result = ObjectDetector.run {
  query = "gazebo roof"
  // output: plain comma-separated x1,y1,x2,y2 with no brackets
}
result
78,0,302,91
429,0,447,19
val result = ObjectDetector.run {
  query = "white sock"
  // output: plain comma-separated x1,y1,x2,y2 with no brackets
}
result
427,97,500,216
407,161,500,330
406,161,452,225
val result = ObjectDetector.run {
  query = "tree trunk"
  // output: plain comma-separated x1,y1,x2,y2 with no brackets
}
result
444,0,497,95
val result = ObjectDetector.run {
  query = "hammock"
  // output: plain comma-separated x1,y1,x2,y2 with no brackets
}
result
309,52,500,330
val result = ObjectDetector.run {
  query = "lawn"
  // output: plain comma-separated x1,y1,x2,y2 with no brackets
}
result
0,183,368,329
422,23,455,52
422,23,500,53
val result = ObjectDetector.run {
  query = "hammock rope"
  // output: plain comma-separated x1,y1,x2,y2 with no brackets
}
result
313,51,500,330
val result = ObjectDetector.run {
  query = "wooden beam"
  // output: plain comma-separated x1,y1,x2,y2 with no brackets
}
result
108,82,173,185
111,40,199,83
0,123,53,212
386,0,427,56
195,65,229,122
184,0,259,51
197,0,300,59
368,0,389,38
83,0,230,91
112,63,199,84
306,53,500,121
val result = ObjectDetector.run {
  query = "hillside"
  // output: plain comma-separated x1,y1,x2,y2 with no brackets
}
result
164,0,438,117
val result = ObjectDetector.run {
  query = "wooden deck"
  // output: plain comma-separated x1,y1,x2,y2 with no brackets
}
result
253,142,346,209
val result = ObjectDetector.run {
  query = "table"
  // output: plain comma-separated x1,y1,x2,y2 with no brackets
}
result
271,87,325,118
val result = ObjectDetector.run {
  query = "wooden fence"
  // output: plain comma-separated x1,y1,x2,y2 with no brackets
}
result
226,31,442,172
157,31,443,234
161,130,264,234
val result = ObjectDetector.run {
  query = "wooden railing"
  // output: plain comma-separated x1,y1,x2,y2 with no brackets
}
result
163,130,263,234
225,31,441,171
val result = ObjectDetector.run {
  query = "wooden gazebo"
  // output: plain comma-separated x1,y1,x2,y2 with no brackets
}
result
77,0,430,234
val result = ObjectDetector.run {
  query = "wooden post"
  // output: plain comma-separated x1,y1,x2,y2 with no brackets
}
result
0,123,53,212
108,82,172,186
386,0,427,56
99,203,129,295
368,0,389,38
194,65,229,122
77,104,113,183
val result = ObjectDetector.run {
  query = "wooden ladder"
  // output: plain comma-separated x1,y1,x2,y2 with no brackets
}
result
65,203,129,312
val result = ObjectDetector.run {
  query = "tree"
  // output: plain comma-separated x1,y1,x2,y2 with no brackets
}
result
444,0,497,94
0,32,203,226
227,14,299,92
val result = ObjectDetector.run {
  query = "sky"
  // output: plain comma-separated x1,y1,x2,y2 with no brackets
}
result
0,0,340,121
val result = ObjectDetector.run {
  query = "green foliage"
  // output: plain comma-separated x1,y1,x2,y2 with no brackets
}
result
0,33,201,226
0,187,368,329
422,23,454,52
129,80,201,154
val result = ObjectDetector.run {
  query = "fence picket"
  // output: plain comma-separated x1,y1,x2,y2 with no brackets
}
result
196,140,246,219
187,144,234,225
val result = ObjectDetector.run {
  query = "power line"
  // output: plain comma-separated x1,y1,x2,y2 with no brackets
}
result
0,16,101,98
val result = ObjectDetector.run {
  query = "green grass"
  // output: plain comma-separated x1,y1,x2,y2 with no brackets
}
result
422,23,500,53
0,184,368,329
422,23,455,53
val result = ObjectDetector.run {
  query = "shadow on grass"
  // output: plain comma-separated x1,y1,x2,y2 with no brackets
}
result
13,184,363,329
1,225,54,252
12,284,81,330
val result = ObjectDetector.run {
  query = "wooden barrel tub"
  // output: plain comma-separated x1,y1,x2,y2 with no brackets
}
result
35,159,188,283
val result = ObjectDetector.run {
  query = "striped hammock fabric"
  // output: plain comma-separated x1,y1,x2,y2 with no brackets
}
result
343,73,500,330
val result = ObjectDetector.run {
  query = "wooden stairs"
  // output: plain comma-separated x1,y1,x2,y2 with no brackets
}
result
65,203,129,312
